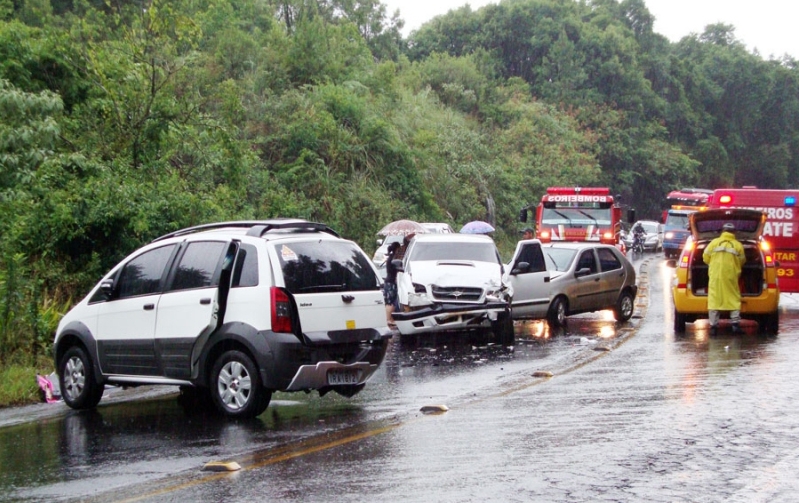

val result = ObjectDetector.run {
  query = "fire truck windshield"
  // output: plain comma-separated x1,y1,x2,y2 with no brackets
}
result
541,207,612,226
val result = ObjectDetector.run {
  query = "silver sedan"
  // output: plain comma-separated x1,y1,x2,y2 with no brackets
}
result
505,240,638,326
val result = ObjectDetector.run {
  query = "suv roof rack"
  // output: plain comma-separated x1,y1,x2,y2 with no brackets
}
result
152,220,340,242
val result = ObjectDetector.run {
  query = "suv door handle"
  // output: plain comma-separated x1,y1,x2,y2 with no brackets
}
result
143,304,155,310
200,298,212,305
342,295,355,303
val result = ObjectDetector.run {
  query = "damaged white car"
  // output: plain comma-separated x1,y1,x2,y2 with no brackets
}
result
391,234,514,343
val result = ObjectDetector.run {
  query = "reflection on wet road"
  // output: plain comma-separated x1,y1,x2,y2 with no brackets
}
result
4,255,799,502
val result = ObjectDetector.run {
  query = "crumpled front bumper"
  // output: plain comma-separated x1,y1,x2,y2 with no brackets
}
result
392,301,510,335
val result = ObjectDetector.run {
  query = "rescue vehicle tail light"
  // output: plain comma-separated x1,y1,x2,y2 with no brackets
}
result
785,195,796,207
602,231,613,241
679,241,693,268
540,230,551,240
760,241,775,268
718,194,732,205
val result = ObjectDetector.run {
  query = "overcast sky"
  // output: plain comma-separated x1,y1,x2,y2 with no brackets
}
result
382,0,798,59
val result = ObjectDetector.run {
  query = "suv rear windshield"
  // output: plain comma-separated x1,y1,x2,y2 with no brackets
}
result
278,241,380,293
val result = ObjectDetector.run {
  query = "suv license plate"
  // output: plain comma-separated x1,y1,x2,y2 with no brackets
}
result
328,369,361,385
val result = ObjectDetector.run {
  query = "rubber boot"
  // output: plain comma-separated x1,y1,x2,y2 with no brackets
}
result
731,322,743,334
709,325,717,336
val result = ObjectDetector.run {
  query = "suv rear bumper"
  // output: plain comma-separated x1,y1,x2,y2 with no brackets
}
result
262,329,391,391
392,301,510,335
672,287,779,317
285,361,380,391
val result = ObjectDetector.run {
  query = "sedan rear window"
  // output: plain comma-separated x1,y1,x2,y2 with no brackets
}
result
278,241,380,293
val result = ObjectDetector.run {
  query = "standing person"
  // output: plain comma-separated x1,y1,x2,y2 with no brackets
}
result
703,222,745,335
521,227,535,240
383,241,400,328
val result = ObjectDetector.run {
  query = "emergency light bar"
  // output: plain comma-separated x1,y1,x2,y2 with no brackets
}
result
786,195,796,207
718,194,732,204
546,187,610,196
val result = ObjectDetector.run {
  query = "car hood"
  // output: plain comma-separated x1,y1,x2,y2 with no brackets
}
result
408,260,504,288
689,208,765,241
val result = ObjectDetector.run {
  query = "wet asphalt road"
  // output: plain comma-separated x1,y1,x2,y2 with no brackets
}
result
3,255,799,502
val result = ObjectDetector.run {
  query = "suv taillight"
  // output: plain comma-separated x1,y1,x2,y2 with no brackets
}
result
271,287,294,333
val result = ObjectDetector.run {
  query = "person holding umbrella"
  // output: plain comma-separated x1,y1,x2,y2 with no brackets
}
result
383,241,401,328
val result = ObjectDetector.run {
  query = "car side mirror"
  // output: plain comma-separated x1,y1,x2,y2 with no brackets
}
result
574,267,592,278
519,207,528,223
511,261,530,275
100,279,114,299
391,259,404,273
376,238,384,246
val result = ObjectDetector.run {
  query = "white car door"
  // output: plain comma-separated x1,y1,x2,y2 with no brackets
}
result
506,240,551,319
96,244,177,376
154,240,232,380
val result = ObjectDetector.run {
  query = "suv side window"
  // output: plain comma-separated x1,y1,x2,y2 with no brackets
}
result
278,241,379,293
576,250,598,274
232,243,259,287
169,241,227,291
117,245,176,299
597,248,621,272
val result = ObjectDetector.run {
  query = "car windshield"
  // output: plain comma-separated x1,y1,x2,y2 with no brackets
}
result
641,222,659,233
544,247,577,271
409,242,499,263
278,241,380,293
666,214,690,228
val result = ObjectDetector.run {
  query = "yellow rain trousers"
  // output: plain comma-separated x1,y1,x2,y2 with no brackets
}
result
702,231,745,311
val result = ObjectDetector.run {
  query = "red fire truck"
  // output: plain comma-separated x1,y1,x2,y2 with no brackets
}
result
707,187,799,293
522,187,623,245
662,188,712,222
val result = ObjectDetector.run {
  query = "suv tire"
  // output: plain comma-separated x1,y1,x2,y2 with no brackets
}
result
673,309,687,334
761,311,779,335
59,346,104,409
210,350,271,418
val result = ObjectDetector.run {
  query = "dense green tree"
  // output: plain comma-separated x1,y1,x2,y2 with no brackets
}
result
1,0,799,364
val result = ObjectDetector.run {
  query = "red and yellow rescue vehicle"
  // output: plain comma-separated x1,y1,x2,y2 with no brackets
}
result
707,187,799,293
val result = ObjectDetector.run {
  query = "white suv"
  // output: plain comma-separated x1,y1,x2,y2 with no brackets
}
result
392,234,513,342
53,220,392,418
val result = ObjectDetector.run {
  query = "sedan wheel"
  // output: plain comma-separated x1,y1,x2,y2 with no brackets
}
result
547,297,568,326
614,291,635,322
210,350,271,418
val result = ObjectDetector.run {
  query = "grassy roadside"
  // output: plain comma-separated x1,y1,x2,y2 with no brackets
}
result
0,356,56,407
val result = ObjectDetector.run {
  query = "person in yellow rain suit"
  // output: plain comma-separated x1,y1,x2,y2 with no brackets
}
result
703,222,746,335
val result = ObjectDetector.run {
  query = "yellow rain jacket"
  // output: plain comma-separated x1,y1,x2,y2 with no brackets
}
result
702,231,745,311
